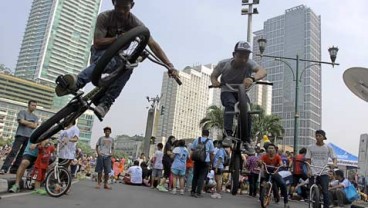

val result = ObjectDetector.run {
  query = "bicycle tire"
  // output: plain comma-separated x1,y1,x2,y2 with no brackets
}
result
260,182,271,208
29,102,80,144
237,85,251,142
45,166,72,197
91,26,150,87
309,187,321,208
230,153,241,195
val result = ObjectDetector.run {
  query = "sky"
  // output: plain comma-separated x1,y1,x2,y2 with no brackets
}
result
1,0,368,155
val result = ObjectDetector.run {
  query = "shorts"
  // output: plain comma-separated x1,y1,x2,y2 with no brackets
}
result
23,154,37,168
162,160,171,178
152,169,163,178
95,155,112,174
213,168,223,175
171,168,186,176
35,168,47,182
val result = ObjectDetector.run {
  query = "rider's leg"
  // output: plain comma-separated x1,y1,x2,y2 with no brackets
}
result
272,174,288,204
220,91,238,136
94,67,133,118
318,175,330,208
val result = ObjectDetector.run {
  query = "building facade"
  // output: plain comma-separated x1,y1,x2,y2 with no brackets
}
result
156,64,221,140
253,5,322,149
14,0,102,109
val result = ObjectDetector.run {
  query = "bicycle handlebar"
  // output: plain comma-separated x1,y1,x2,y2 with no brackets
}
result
262,162,283,175
296,160,334,177
141,49,182,85
208,81,273,89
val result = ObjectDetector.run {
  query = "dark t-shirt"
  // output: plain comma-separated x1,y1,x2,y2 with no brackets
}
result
94,10,144,39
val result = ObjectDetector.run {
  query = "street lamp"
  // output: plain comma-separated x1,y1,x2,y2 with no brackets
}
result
257,38,339,156
241,0,260,42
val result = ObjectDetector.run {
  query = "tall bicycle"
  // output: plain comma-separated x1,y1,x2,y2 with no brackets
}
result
209,81,272,195
29,26,181,144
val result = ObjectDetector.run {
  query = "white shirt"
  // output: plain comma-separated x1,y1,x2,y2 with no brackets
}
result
58,126,79,160
153,150,163,169
127,166,142,184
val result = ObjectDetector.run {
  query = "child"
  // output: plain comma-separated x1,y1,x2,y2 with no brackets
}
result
205,168,216,193
170,140,189,195
33,139,55,195
151,143,164,188
211,140,228,199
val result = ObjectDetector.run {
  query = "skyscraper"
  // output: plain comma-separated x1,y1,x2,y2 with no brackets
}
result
13,0,102,143
253,5,322,148
157,64,221,140
14,0,102,109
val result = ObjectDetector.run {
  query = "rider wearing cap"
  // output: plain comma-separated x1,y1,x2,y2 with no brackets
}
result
210,41,267,154
55,0,178,119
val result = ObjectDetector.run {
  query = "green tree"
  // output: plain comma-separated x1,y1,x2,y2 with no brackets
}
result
251,104,284,144
199,105,224,139
77,141,94,156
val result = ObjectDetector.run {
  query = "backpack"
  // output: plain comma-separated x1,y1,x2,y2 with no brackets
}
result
192,137,209,162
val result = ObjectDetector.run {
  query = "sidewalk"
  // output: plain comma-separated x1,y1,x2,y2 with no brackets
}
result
0,172,27,194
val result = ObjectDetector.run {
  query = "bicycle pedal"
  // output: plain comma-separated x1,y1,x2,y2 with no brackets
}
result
248,110,262,115
224,111,238,115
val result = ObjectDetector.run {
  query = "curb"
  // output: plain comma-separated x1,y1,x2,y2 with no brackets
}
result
0,177,27,195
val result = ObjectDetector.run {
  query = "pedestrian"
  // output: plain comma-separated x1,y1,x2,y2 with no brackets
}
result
0,100,39,174
170,139,189,195
157,135,175,192
190,129,215,198
95,126,115,190
211,140,228,199
151,143,164,188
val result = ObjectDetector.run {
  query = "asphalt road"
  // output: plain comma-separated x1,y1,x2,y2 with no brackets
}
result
0,180,303,208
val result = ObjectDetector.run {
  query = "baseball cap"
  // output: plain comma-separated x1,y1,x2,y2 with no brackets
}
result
234,41,252,53
315,129,327,140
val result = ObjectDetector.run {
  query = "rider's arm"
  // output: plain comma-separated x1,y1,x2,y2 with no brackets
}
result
251,65,267,81
147,37,176,73
210,62,224,87
93,12,116,49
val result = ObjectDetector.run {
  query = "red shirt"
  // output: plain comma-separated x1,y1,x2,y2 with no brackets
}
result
261,154,281,167
293,154,305,174
35,145,55,170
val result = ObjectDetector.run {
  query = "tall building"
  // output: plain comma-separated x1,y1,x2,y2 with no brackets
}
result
12,0,102,143
253,5,322,148
156,64,220,140
14,0,102,109
248,84,273,115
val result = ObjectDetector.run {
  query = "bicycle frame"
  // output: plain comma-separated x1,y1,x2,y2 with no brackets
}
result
304,162,331,207
260,163,282,207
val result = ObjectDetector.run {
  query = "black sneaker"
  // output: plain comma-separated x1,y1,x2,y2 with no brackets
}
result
55,74,78,96
94,102,111,120
194,193,203,198
190,191,196,197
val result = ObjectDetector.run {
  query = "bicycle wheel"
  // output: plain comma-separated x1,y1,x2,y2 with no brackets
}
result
309,187,321,208
45,166,72,197
260,182,271,208
30,102,82,144
91,26,150,87
237,85,251,142
230,153,241,195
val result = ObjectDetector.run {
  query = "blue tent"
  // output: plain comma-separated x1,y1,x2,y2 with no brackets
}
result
328,143,358,167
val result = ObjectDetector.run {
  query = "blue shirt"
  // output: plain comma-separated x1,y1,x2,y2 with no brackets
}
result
171,147,189,171
23,140,38,157
213,147,228,169
191,137,214,163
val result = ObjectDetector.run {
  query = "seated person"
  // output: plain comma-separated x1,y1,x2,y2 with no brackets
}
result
328,169,351,206
123,160,148,186
258,143,289,208
204,168,216,193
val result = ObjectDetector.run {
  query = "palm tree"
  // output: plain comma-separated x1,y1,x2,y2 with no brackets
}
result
251,104,284,145
199,105,224,139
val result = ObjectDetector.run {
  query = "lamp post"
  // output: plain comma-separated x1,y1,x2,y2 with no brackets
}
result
143,95,160,157
257,38,339,156
241,0,259,43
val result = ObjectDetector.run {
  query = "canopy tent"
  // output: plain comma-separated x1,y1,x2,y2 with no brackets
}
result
328,143,358,167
